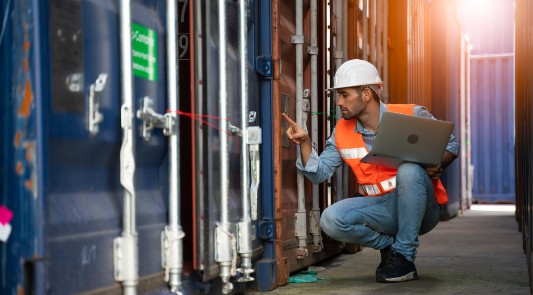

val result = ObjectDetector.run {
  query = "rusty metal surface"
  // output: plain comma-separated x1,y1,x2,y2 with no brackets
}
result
272,0,343,280
278,0,310,244
281,93,291,148
515,0,532,288
272,0,288,286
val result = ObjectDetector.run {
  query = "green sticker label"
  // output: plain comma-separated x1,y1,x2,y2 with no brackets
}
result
132,23,157,81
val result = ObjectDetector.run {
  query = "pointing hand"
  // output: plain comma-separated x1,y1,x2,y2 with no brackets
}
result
282,113,310,145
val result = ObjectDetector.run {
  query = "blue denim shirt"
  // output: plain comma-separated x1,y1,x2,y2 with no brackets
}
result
296,101,461,184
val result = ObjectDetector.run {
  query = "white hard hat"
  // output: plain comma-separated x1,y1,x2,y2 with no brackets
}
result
326,59,384,91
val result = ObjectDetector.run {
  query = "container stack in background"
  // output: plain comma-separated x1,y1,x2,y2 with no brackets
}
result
459,0,515,205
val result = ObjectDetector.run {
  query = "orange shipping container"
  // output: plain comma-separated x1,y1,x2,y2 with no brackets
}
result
387,0,432,109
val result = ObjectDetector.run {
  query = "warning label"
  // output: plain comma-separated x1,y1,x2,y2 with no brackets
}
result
132,23,157,81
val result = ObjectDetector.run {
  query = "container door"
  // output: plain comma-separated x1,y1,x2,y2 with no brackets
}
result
46,1,168,293
194,0,262,284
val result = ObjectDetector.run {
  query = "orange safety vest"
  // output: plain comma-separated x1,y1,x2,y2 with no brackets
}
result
334,104,448,205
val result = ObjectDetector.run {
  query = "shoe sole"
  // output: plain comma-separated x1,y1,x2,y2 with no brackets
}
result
376,271,419,283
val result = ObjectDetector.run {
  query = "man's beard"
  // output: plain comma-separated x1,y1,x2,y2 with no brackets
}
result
342,96,364,120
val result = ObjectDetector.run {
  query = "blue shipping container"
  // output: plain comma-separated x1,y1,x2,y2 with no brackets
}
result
0,0,274,294
470,54,515,203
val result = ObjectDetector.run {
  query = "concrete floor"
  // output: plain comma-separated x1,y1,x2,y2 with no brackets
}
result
247,206,530,295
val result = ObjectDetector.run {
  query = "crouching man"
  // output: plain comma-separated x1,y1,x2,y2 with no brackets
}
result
282,59,460,283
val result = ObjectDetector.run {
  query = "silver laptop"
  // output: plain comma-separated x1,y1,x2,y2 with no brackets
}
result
360,112,455,169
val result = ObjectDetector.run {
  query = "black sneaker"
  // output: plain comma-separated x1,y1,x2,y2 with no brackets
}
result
376,252,419,283
375,245,393,275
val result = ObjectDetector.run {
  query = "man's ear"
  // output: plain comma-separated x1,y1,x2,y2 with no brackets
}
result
363,88,372,103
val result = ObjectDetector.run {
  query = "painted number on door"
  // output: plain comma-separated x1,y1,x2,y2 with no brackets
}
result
178,0,190,60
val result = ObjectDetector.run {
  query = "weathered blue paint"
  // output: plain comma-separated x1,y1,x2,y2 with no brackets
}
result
470,54,515,203
1,0,169,294
1,0,278,293
256,0,276,290
1,0,48,293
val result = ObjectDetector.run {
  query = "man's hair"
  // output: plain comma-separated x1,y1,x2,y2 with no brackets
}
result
354,86,380,102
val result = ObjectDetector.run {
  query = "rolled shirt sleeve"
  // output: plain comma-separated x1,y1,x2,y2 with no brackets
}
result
295,128,344,184
413,106,461,157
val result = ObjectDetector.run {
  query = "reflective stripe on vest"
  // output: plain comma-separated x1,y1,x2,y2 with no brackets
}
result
380,176,397,191
339,147,368,159
361,175,397,195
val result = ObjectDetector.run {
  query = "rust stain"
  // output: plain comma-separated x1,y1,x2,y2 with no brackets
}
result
25,180,33,191
18,80,33,117
14,131,22,148
24,142,34,162
23,41,30,52
23,58,29,73
16,162,23,175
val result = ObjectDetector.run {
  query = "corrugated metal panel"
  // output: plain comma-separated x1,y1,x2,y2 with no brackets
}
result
458,0,515,205
459,35,474,212
407,0,432,107
387,0,432,109
470,54,515,203
193,0,263,286
430,0,462,218
1,0,271,293
515,0,533,289
273,0,342,279
457,0,513,55
1,1,174,294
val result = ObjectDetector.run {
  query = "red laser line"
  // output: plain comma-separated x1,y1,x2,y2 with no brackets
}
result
168,110,231,135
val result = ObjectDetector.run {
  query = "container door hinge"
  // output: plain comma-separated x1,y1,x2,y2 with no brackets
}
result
236,221,255,282
136,96,176,142
302,90,310,134
248,125,262,220
160,226,185,288
88,73,108,137
113,235,138,282
256,56,273,77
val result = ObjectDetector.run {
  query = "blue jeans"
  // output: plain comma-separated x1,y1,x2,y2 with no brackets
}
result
320,163,443,262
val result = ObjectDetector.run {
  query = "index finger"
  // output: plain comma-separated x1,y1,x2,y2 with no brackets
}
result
282,113,297,126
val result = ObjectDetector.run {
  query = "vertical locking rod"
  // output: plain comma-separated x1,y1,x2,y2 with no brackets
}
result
236,0,254,283
309,0,322,252
294,0,308,259
334,0,344,202
116,0,138,294
216,0,234,293
164,0,185,294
